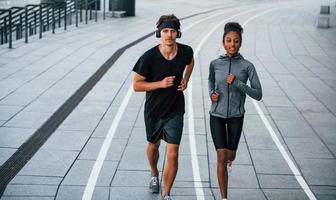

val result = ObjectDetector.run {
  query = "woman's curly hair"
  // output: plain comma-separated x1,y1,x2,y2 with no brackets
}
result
223,22,243,42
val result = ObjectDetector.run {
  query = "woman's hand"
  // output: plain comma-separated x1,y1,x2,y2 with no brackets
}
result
226,73,235,85
211,92,220,102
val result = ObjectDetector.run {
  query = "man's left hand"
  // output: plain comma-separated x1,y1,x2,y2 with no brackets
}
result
178,79,188,91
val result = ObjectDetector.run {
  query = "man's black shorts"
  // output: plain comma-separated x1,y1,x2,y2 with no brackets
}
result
145,114,184,145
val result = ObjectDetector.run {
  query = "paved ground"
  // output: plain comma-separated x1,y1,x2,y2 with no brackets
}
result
0,0,336,199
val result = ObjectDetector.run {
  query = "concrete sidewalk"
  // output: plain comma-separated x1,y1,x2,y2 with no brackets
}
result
0,0,336,199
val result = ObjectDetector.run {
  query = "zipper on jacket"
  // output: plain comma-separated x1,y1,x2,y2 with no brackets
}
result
227,57,232,117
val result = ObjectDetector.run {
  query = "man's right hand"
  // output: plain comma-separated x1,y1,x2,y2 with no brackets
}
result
160,76,175,88
211,92,219,102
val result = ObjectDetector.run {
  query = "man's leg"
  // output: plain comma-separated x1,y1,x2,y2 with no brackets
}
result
147,141,161,193
162,143,179,196
147,141,161,176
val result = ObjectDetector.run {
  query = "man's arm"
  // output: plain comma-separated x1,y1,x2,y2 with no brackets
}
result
178,58,194,91
133,73,175,92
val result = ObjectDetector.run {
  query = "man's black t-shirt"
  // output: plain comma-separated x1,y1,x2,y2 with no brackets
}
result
133,43,193,119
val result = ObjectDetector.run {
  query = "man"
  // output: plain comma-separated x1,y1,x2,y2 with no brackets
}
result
132,14,194,200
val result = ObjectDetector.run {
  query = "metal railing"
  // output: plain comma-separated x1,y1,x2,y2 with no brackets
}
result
0,0,102,48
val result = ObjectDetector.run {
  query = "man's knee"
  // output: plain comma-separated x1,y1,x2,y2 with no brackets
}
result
166,144,179,161
148,141,160,151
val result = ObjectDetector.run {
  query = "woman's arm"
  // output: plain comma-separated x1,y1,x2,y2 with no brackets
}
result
231,64,262,101
208,62,216,96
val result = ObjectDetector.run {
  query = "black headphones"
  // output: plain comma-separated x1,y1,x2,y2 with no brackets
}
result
156,20,182,39
156,30,182,38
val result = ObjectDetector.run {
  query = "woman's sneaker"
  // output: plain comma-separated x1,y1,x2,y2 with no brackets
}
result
161,195,173,200
149,175,159,193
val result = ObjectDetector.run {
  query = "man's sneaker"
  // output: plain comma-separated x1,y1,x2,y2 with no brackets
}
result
161,195,173,200
149,175,159,193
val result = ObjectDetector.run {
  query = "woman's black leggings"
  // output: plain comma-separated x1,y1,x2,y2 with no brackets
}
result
210,115,244,150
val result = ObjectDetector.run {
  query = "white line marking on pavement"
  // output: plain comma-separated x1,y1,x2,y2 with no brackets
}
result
241,9,317,200
188,6,274,200
183,7,241,32
252,100,317,200
82,86,133,200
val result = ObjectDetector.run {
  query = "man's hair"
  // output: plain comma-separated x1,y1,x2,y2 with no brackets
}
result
156,14,181,30
223,22,243,42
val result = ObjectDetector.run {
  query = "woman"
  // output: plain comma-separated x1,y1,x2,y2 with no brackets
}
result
208,22,262,200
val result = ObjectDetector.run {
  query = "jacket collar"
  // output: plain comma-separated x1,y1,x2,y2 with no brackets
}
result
219,53,243,60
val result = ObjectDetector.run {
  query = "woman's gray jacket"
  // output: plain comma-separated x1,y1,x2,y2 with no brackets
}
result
208,54,262,118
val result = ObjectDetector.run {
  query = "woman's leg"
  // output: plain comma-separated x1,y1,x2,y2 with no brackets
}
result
227,116,244,168
217,149,229,199
210,115,229,199
227,150,236,169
